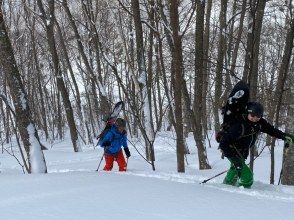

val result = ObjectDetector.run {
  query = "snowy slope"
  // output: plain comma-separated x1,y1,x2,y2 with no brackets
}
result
0,131,293,220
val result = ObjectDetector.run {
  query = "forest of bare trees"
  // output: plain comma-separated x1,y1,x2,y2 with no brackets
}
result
0,0,293,184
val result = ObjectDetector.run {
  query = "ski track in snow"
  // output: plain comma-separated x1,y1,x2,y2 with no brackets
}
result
45,165,294,203
120,170,294,202
40,137,294,205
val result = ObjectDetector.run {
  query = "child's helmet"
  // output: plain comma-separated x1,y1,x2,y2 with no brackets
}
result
247,102,264,118
115,118,126,128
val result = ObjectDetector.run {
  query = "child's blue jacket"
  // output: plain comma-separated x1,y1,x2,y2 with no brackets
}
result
99,125,128,155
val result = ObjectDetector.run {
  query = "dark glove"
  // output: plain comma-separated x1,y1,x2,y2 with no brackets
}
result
220,146,235,159
229,157,244,174
216,131,223,143
124,147,131,158
102,141,111,147
284,133,294,145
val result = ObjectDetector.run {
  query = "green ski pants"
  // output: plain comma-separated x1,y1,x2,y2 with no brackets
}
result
223,159,253,188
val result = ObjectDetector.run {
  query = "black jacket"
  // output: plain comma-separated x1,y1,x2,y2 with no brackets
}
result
219,115,286,159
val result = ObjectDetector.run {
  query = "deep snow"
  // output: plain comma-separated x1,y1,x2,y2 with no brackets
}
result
0,131,293,220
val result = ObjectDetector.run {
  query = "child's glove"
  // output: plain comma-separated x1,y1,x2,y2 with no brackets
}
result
284,134,294,145
124,147,131,158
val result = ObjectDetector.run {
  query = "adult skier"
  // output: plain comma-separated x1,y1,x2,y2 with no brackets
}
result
99,118,131,171
219,101,294,188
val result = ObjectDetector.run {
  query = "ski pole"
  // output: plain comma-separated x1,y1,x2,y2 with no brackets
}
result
200,144,268,184
96,145,111,171
96,145,107,171
200,146,243,184
96,152,104,171
94,140,100,149
200,170,228,184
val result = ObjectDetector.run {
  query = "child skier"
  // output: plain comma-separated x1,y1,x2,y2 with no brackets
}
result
99,118,131,171
219,101,294,188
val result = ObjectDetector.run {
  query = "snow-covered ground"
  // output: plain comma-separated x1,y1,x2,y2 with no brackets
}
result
0,131,293,220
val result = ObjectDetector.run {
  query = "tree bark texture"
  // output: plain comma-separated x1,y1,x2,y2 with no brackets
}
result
169,0,185,172
194,0,211,169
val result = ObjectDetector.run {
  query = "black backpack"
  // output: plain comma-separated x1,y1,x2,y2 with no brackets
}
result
216,81,250,143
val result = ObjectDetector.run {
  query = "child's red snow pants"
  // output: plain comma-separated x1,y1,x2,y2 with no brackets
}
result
103,150,127,171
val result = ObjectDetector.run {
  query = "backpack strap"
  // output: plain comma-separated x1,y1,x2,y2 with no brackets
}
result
237,123,260,139
240,123,245,137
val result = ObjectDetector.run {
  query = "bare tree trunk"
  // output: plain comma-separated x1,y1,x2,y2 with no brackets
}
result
158,0,210,169
270,31,292,183
202,0,212,133
243,0,267,170
229,0,246,76
36,0,81,152
279,16,294,185
223,0,239,98
131,0,155,163
169,0,185,172
282,81,294,184
146,0,156,136
0,1,47,173
249,0,266,99
56,91,63,140
21,0,49,141
157,30,176,130
194,0,211,170
214,0,227,133
31,31,49,141
54,20,84,137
